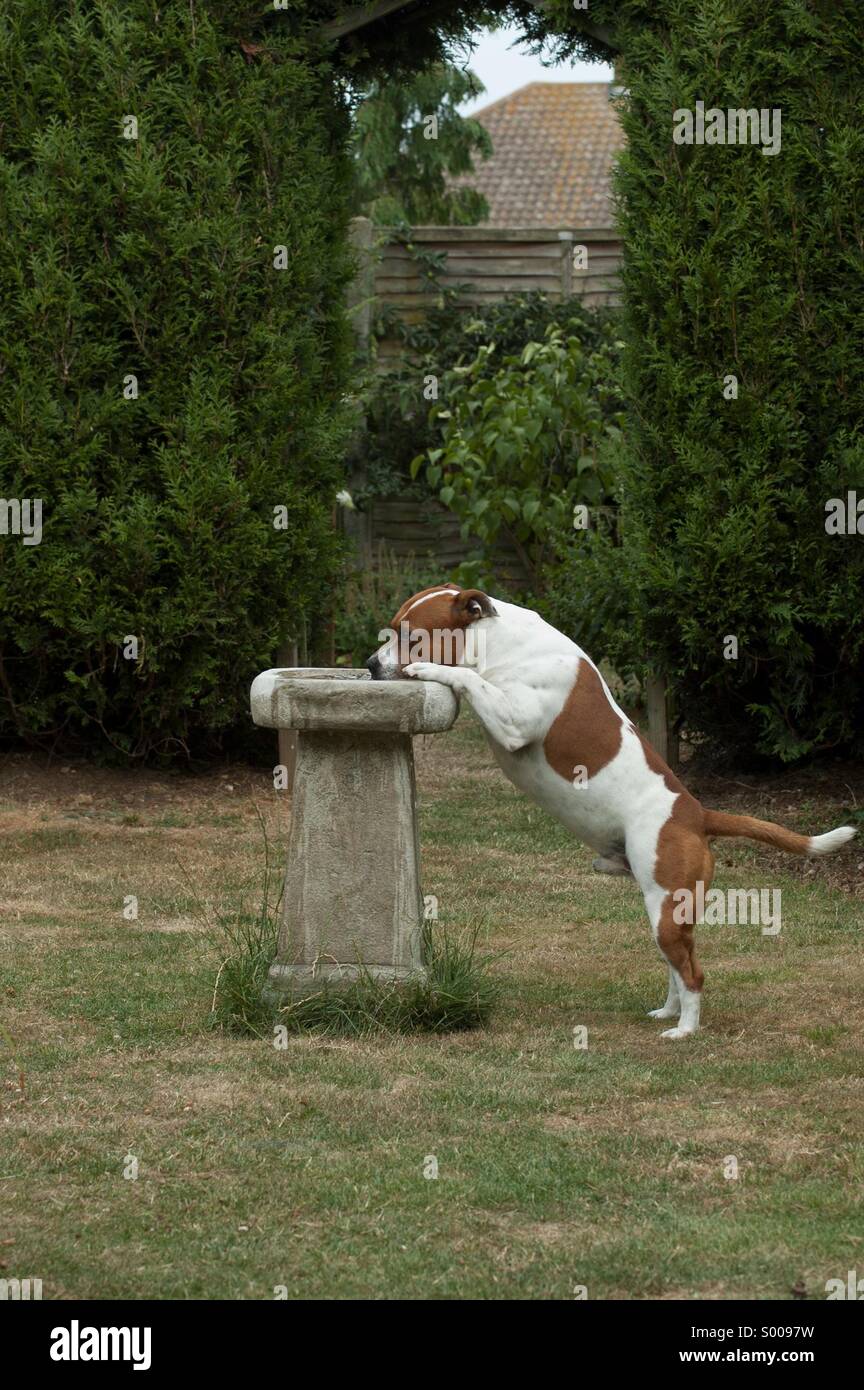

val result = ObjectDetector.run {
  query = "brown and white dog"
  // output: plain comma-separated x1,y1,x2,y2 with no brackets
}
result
366,585,856,1038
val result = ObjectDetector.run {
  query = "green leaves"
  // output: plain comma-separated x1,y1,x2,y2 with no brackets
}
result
350,63,491,226
416,323,625,593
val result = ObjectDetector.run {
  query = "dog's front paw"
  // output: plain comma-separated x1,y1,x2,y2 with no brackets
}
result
660,1026,695,1040
404,662,451,684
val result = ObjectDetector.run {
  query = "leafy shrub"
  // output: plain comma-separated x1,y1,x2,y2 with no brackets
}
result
410,323,626,595
357,265,624,509
539,515,642,678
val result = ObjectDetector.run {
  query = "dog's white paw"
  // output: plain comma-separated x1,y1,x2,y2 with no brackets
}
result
403,662,447,682
660,1026,695,1040
648,1007,679,1019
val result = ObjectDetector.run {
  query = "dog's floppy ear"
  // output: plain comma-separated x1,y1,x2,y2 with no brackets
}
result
453,588,497,622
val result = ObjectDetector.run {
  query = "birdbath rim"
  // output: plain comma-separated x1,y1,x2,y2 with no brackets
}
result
250,666,459,735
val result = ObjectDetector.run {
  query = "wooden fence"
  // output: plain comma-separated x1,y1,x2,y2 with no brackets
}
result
345,497,532,593
362,222,623,364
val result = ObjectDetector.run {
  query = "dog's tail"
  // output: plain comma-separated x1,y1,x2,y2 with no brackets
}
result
703,809,857,858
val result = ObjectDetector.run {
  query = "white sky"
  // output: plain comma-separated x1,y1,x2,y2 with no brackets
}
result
455,25,614,114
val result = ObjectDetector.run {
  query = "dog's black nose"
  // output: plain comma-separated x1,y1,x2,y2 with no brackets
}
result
365,654,381,678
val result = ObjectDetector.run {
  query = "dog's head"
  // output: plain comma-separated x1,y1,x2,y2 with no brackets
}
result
365,585,497,680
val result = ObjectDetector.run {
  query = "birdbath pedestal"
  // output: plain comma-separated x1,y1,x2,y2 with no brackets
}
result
249,668,458,1002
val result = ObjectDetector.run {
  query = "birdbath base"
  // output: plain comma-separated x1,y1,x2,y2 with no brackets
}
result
250,668,458,1002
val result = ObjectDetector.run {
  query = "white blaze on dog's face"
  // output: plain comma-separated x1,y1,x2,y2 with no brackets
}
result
365,585,497,679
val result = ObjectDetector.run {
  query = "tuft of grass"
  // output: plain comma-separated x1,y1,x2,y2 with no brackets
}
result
273,920,502,1037
210,894,501,1039
207,792,502,1039
207,809,282,1038
208,904,279,1038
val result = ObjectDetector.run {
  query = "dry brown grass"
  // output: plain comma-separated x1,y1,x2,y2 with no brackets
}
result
1,723,862,1299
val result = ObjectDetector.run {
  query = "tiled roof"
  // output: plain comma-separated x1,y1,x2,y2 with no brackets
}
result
452,82,624,228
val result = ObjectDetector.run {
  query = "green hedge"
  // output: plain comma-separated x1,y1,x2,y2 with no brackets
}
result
0,1,353,760
612,1,864,761
355,0,864,762
529,0,864,762
5,0,862,766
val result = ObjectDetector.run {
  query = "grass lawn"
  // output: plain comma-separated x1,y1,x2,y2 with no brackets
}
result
1,714,862,1300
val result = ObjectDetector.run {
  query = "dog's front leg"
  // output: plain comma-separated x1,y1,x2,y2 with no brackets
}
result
404,664,537,752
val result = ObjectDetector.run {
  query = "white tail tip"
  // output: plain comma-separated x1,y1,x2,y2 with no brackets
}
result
807,825,857,856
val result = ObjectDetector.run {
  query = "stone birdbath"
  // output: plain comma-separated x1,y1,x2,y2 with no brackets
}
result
249,668,459,1002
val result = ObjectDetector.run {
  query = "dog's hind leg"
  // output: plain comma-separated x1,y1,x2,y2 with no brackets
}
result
631,828,713,1039
649,893,703,1038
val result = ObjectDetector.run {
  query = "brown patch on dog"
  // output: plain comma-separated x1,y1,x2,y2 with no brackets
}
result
543,657,624,780
636,731,712,992
652,823,714,993
654,812,712,891
388,586,495,669
391,584,460,628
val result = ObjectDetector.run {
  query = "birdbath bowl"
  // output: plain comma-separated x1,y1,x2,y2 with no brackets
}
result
250,668,459,1001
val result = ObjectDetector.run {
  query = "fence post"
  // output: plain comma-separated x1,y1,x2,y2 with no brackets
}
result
645,673,679,771
558,229,574,298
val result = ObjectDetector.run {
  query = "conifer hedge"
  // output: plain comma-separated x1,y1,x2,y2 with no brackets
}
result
528,0,864,762
0,2,353,759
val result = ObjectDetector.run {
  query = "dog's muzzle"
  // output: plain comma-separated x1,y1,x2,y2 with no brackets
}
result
365,643,402,680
